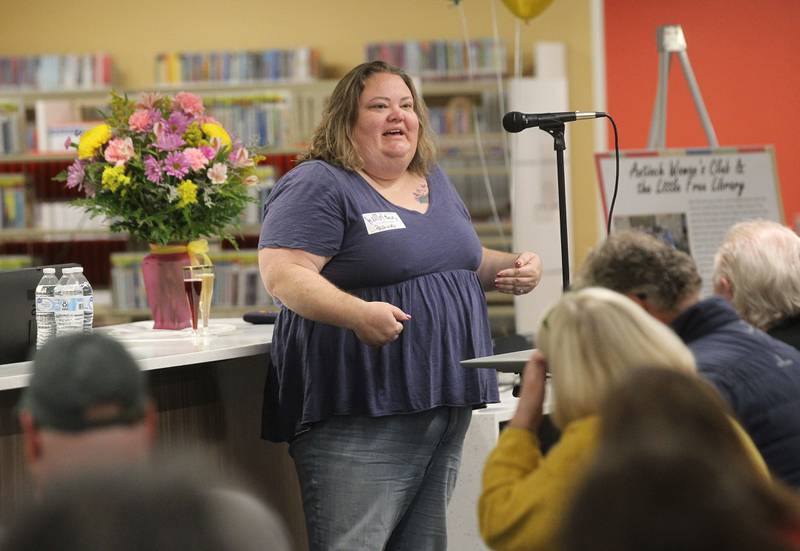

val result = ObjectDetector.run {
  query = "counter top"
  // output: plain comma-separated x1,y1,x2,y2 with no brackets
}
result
0,318,274,391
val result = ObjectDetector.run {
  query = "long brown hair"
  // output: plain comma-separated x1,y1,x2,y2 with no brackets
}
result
298,61,437,176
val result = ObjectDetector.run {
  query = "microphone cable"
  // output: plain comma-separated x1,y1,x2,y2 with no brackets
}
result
605,113,620,236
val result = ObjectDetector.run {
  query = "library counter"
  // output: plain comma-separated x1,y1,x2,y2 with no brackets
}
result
0,318,274,391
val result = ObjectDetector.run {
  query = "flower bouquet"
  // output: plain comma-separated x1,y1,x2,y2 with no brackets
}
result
56,91,263,328
57,90,261,245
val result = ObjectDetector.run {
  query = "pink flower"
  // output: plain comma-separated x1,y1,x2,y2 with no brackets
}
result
164,152,190,179
207,162,228,184
103,137,135,166
153,121,165,138
200,145,217,161
228,145,254,168
129,109,158,132
66,159,85,189
183,147,209,171
64,136,72,149
155,132,185,152
144,155,163,183
244,174,260,186
137,92,163,109
173,92,204,116
199,114,220,125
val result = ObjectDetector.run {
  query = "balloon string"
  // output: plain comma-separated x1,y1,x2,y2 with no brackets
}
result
458,1,505,240
489,0,511,177
514,19,522,78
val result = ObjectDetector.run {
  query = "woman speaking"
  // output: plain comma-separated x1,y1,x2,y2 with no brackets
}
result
259,60,541,551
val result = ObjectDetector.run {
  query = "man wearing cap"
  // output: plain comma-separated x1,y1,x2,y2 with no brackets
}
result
18,332,157,492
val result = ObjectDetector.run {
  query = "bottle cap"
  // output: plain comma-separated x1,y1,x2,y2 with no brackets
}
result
43,268,55,274
62,267,76,274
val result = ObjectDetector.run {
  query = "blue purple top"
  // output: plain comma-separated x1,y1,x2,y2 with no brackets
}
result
258,160,498,442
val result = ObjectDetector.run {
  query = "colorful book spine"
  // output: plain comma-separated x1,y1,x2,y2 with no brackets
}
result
154,48,321,85
0,173,26,229
365,39,506,79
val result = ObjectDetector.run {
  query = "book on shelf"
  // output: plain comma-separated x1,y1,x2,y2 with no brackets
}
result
0,173,26,229
242,165,275,226
0,99,22,154
110,249,273,312
205,94,291,149
33,99,104,153
154,48,321,85
0,53,112,91
34,202,109,232
365,38,506,80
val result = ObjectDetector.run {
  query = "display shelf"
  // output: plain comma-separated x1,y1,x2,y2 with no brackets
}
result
0,228,128,243
0,79,337,157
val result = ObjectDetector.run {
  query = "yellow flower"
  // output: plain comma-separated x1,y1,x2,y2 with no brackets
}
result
78,123,112,159
201,123,232,150
101,165,130,192
177,180,198,208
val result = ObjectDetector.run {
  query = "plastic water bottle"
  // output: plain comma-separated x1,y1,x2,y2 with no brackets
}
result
35,268,59,349
72,266,94,333
54,267,84,337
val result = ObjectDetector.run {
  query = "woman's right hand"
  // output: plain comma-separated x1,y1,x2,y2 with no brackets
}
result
352,301,411,346
509,350,548,432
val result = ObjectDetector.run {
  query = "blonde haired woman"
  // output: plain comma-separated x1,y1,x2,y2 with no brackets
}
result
478,287,765,551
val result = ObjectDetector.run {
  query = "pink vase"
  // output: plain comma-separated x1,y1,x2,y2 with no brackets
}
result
141,245,192,330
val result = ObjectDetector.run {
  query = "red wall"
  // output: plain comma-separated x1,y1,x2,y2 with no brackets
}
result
604,0,800,222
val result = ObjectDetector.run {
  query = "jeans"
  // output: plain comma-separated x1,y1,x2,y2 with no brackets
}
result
289,407,472,551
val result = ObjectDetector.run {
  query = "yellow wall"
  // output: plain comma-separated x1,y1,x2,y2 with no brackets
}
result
0,0,600,260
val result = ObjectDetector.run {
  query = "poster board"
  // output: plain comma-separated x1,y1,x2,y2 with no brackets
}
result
595,146,783,296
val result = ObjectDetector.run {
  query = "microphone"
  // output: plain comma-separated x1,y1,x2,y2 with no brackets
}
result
502,111,607,133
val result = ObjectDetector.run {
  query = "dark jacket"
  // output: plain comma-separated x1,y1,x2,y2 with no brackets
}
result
768,314,800,352
671,297,800,488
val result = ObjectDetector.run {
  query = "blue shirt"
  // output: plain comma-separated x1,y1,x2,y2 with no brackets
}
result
259,160,498,442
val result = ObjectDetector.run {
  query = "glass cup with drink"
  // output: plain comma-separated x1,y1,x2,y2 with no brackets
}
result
182,264,215,337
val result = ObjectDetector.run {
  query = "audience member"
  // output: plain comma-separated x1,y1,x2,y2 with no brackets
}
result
713,219,800,349
1,460,292,551
575,230,800,488
562,368,800,551
478,288,763,551
17,332,157,493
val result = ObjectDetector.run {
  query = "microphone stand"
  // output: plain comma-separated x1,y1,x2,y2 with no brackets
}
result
538,120,570,290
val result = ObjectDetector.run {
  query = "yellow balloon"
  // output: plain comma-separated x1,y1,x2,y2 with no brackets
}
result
501,0,554,21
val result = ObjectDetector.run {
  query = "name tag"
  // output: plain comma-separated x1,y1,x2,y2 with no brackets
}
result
362,212,406,235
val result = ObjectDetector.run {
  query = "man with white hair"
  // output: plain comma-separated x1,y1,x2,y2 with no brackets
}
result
713,219,800,350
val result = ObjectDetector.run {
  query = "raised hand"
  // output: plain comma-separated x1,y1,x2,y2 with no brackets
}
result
494,251,543,296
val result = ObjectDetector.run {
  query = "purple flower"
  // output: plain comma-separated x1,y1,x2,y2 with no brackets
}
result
144,155,163,183
166,111,191,135
66,160,86,190
155,132,185,151
164,152,190,179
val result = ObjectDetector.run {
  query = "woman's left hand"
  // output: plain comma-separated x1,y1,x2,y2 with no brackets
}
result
494,251,542,295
